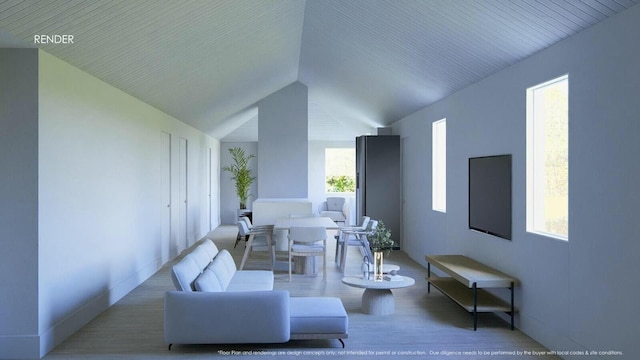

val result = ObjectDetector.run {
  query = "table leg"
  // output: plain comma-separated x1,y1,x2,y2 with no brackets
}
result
362,288,394,315
473,282,478,331
427,263,431,293
510,282,514,330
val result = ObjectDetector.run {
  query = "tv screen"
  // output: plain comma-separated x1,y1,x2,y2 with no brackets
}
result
468,154,512,240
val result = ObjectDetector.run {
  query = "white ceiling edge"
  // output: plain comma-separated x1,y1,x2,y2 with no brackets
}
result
211,106,259,140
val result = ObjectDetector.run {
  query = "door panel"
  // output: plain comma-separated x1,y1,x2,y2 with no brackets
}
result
179,137,188,251
208,147,213,231
161,131,171,262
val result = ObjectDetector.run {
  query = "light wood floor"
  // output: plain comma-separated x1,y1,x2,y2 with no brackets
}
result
45,226,559,359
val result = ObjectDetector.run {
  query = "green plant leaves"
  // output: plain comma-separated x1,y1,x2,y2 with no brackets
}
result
222,147,256,208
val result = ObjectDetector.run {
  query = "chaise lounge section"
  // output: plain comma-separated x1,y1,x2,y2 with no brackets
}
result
165,239,348,349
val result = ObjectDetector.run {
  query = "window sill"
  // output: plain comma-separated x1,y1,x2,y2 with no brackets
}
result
527,230,568,242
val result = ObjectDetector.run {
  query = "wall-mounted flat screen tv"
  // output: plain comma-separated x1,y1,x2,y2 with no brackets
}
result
468,154,512,240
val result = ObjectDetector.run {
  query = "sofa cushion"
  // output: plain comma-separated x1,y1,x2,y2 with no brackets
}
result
208,256,233,290
215,249,238,274
171,255,201,291
190,246,212,270
326,197,345,211
226,270,274,291
320,210,346,223
194,268,224,292
289,297,348,335
199,239,219,260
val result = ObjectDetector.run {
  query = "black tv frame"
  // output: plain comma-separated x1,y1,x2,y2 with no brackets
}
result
468,154,512,240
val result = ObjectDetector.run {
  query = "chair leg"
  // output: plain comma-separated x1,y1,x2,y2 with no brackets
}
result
289,247,293,282
340,242,347,273
335,232,344,266
239,233,255,270
269,233,276,271
323,253,327,282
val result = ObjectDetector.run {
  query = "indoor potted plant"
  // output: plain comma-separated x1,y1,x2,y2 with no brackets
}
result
222,147,256,211
368,221,395,281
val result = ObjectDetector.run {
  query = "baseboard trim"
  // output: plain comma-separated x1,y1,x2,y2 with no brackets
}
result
517,312,585,353
0,335,41,359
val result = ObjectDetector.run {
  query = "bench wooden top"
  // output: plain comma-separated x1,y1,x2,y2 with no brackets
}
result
426,255,518,288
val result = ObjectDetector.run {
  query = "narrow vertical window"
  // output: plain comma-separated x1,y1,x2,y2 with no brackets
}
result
526,75,569,240
432,119,446,212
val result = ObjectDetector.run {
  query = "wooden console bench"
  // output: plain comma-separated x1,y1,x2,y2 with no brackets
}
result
425,255,518,330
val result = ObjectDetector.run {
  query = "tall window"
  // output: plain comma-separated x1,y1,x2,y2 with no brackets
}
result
325,148,355,193
526,75,568,240
432,119,446,212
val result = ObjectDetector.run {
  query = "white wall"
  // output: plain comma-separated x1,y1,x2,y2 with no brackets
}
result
220,142,258,224
36,51,219,357
393,5,640,357
0,49,40,359
258,82,308,198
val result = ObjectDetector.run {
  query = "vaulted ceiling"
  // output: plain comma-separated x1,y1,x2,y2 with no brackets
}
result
1,0,638,141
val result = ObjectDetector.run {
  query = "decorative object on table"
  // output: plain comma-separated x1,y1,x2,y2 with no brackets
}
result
368,221,395,281
384,270,403,281
372,252,384,281
222,147,255,210
361,255,371,280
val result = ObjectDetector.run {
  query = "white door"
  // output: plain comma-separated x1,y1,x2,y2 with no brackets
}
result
179,137,188,251
208,147,213,231
161,131,172,262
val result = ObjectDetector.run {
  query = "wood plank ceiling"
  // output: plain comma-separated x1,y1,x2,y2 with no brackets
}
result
1,0,638,141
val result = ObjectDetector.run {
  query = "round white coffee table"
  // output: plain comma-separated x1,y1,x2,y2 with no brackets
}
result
342,276,415,315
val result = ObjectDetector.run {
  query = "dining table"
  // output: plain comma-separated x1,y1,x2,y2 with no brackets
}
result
274,216,340,230
272,216,340,274
239,216,340,272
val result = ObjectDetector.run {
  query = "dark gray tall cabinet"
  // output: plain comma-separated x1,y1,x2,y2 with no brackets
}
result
356,135,401,248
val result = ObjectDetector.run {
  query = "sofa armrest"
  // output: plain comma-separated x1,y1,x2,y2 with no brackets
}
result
318,201,328,214
164,290,290,345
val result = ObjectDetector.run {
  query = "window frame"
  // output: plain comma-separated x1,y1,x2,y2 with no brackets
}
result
526,75,569,241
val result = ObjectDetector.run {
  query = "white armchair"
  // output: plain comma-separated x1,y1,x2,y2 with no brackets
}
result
318,197,347,224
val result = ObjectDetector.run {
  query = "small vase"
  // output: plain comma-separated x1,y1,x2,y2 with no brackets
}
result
373,251,384,281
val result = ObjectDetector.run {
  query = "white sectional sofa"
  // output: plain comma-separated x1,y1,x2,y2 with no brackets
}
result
165,239,348,349
170,241,273,292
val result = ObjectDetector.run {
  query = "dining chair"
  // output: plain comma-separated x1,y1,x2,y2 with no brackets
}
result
335,216,370,266
240,216,275,232
244,215,291,264
288,226,328,282
338,219,377,273
237,220,275,270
